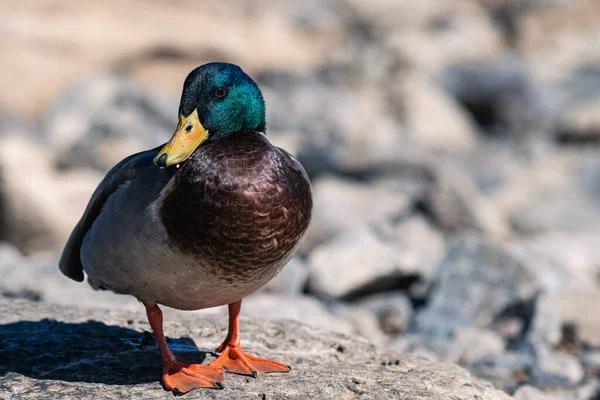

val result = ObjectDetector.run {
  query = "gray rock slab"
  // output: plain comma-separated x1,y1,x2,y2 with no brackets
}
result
261,73,408,176
355,291,414,336
308,228,422,299
0,137,101,254
556,98,600,143
0,297,512,400
0,248,141,311
242,293,354,335
552,289,600,347
301,175,412,252
396,73,478,153
43,74,177,172
526,292,562,348
509,234,600,291
510,194,600,236
468,351,535,394
415,235,539,338
260,257,309,296
531,350,585,387
450,327,506,364
423,164,510,239
439,56,542,138
307,213,444,300
513,385,561,400
582,351,600,370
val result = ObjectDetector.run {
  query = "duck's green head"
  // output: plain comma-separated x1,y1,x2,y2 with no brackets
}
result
154,62,265,168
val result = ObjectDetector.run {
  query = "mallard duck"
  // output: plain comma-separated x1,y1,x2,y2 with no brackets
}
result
59,62,313,394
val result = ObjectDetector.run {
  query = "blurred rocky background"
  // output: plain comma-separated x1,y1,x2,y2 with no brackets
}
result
1,0,600,399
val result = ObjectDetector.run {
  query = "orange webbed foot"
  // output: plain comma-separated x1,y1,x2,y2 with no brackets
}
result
162,359,225,394
210,344,290,377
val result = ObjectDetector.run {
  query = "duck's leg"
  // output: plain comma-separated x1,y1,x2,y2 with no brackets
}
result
145,304,224,393
210,299,290,377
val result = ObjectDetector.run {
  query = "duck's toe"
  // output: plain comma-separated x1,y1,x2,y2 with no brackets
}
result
211,344,290,377
162,360,225,394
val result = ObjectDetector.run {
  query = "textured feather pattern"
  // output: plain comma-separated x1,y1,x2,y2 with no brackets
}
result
59,146,165,282
161,131,312,287
66,131,312,310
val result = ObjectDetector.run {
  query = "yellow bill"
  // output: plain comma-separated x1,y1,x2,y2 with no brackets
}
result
154,109,209,168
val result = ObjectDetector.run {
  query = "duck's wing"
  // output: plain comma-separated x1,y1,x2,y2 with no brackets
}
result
59,145,163,282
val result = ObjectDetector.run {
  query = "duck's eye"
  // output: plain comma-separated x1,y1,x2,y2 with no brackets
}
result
214,86,228,99
185,124,193,133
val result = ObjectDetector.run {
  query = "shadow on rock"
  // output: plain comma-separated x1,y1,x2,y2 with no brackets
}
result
0,318,210,385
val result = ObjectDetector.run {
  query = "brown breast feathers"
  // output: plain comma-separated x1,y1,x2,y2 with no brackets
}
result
160,131,312,281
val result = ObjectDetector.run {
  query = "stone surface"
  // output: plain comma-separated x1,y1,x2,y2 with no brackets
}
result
395,73,478,152
582,351,600,370
332,304,388,346
1,0,342,117
510,234,600,291
422,163,510,239
552,289,600,347
0,297,513,400
355,291,414,337
556,98,600,143
0,136,101,254
577,155,600,202
414,235,539,338
262,73,408,176
439,56,541,138
374,214,447,282
308,228,423,299
450,327,506,364
469,351,534,394
43,74,176,172
526,292,561,348
486,147,578,225
513,385,561,400
261,257,309,296
509,194,600,236
380,0,505,75
242,294,354,335
401,327,507,366
0,247,141,311
301,176,412,252
306,212,444,301
531,350,585,387
520,0,600,82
